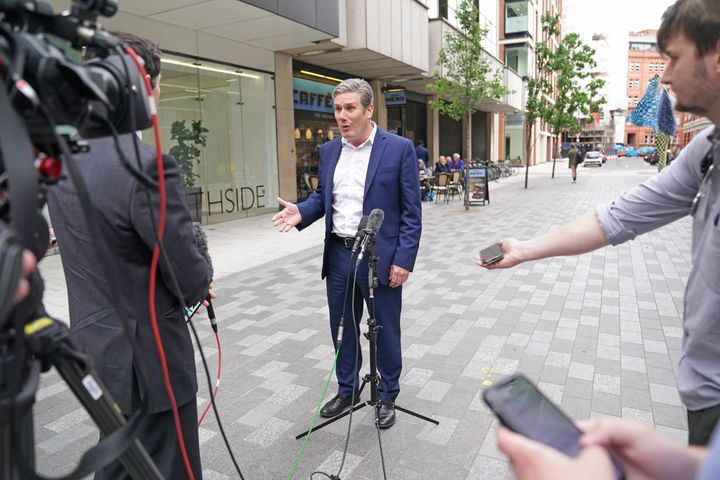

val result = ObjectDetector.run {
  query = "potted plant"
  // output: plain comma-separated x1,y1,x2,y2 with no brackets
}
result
169,119,208,221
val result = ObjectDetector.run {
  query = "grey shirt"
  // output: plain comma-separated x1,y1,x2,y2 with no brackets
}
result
596,125,719,411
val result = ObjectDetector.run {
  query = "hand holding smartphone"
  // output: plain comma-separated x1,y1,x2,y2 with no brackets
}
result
483,375,624,479
479,242,504,265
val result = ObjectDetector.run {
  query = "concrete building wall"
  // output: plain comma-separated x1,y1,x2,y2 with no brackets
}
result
275,52,297,202
346,0,430,73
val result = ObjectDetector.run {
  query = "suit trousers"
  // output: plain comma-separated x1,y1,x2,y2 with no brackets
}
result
94,398,202,480
326,236,403,402
688,403,720,446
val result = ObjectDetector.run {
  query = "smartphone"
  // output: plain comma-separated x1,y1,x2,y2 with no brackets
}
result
479,243,504,265
483,375,624,479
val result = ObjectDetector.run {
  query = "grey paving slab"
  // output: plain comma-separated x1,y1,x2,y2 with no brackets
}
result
31,158,694,479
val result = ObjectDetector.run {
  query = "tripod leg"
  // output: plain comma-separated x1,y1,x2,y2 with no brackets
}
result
295,402,368,440
1,400,34,480
392,404,439,425
1,357,39,480
50,353,163,480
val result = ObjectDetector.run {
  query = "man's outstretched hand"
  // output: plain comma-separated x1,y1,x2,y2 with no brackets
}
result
474,238,524,270
271,198,302,233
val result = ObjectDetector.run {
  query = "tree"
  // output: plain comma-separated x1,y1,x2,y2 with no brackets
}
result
169,119,209,188
427,0,510,208
523,13,606,187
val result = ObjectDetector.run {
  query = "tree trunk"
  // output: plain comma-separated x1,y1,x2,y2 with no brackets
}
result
524,121,533,189
550,137,557,178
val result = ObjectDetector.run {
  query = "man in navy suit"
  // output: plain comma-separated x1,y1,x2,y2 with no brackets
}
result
273,78,422,428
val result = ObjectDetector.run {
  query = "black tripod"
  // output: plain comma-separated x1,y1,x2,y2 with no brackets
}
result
296,243,438,440
1,308,162,480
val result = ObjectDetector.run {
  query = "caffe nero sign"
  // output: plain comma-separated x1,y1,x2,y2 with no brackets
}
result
293,77,336,114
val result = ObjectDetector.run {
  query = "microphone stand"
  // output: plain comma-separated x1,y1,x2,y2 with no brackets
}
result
296,234,438,440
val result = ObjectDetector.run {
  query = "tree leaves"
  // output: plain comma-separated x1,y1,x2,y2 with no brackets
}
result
525,13,606,138
427,0,511,123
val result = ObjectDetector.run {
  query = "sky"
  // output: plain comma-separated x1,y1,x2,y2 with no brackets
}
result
563,0,676,111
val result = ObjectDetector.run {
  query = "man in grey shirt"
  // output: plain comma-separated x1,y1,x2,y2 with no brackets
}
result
478,0,720,448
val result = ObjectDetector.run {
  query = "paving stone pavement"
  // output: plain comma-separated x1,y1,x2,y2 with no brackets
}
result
32,158,691,479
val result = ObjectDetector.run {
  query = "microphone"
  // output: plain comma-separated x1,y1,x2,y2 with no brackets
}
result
350,215,369,257
192,222,217,332
357,209,384,264
192,222,214,282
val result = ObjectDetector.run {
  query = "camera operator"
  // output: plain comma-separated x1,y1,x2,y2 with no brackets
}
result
46,32,212,480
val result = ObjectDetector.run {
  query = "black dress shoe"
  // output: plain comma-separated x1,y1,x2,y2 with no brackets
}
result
377,403,396,429
320,393,360,418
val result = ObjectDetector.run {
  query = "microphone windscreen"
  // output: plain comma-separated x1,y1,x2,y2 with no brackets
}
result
192,222,214,282
357,215,369,231
366,208,384,233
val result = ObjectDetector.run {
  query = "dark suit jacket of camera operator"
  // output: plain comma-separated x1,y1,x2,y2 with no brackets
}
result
47,134,211,415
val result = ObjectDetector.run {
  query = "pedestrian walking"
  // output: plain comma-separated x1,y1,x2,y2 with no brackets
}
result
568,143,580,182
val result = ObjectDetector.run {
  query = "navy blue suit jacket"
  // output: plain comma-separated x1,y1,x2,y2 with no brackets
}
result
297,127,422,285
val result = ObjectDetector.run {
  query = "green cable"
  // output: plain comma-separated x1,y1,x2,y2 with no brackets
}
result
287,348,341,480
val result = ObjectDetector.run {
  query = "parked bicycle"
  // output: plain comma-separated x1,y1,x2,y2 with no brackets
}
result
470,159,502,181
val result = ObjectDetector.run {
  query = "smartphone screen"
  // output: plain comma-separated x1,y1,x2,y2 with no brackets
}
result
484,375,624,479
479,243,503,265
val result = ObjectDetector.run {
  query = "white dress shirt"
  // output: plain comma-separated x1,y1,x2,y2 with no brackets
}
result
331,122,377,237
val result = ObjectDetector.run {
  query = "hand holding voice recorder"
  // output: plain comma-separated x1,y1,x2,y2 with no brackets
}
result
479,242,504,265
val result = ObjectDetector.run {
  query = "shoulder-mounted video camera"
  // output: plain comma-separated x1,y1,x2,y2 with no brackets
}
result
0,0,153,308
1,0,152,146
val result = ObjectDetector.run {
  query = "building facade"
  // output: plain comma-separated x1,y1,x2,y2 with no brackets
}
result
679,113,713,147
50,0,550,223
499,0,563,166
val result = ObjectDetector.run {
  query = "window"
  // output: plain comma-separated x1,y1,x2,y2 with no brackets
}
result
439,0,448,19
629,42,657,51
505,0,529,35
147,54,278,223
505,44,530,77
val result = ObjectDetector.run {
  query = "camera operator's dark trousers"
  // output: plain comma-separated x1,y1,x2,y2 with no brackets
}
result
95,398,201,480
688,404,720,446
326,236,403,403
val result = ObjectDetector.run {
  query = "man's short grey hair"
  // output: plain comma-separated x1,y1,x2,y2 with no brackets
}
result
333,78,374,108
